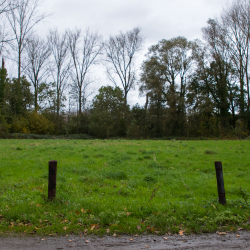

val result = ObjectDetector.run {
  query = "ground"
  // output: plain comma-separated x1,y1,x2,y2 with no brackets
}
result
1,231,250,249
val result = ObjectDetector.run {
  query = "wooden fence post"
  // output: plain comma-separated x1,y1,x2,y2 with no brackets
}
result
214,161,226,205
48,160,57,200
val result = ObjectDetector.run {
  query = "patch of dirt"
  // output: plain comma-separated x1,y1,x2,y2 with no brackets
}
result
1,231,250,249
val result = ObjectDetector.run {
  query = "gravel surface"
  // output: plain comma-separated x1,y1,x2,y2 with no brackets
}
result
1,231,250,249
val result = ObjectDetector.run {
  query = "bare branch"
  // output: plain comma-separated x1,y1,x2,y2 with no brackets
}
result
23,34,51,109
105,27,143,106
48,28,70,115
67,28,103,114
6,0,48,79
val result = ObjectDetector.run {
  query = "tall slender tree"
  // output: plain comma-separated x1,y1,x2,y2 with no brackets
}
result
6,0,47,80
67,28,103,114
48,28,70,116
24,34,51,110
105,27,142,107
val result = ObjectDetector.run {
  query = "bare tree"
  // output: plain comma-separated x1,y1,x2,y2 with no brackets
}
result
67,28,103,114
6,0,47,79
105,27,142,106
0,0,15,54
48,28,70,116
221,0,250,116
24,34,51,110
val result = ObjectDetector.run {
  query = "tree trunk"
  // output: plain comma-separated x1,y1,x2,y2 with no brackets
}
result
18,45,21,80
34,85,38,111
79,90,82,115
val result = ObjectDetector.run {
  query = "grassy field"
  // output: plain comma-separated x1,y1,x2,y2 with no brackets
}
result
0,139,250,236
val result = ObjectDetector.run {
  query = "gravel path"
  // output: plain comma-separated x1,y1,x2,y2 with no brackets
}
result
1,231,250,249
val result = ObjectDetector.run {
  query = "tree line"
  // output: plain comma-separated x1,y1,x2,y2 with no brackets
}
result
0,0,249,139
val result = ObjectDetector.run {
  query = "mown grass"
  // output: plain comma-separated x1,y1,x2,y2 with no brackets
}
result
0,139,250,236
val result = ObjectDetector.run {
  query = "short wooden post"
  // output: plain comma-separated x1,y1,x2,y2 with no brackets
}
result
214,161,226,205
48,160,57,200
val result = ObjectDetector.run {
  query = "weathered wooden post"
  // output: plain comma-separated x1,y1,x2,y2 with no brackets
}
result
48,160,57,200
214,161,226,205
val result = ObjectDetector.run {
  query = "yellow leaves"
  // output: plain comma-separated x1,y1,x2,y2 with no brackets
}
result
179,230,184,236
81,208,86,213
90,224,99,230
36,204,42,207
237,234,240,237
129,239,133,241
216,231,227,235
145,245,150,248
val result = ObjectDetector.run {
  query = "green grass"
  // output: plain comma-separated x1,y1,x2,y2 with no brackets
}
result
0,139,250,236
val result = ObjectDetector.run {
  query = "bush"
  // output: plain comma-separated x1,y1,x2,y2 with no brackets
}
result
10,112,55,135
0,113,10,136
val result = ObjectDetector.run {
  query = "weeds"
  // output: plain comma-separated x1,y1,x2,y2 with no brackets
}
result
239,186,249,206
205,149,217,155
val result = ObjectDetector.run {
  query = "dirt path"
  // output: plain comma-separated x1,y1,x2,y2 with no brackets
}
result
1,231,250,249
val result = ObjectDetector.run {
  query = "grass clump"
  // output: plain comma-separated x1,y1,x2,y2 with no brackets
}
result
143,175,157,183
104,171,128,180
205,149,217,155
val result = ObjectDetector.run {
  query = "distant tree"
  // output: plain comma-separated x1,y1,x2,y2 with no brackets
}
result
67,28,103,114
5,76,33,116
48,29,70,116
105,27,142,107
140,36,193,136
36,82,56,113
90,86,127,138
6,0,47,80
24,34,51,110
127,104,148,138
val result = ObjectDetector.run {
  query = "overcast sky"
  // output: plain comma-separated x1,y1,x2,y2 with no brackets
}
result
35,0,232,106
